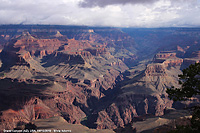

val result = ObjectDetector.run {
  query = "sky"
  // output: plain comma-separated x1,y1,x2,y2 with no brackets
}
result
0,0,200,27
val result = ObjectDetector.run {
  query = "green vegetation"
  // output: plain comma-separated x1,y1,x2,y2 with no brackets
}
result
81,116,88,122
0,72,6,77
167,63,200,101
167,63,200,132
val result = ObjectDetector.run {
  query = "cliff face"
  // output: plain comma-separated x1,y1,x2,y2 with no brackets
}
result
0,26,200,131
85,48,107,56
95,94,173,129
0,27,133,130
90,51,185,129
145,64,167,76
153,52,183,66
155,52,177,59
163,58,183,67
182,44,200,68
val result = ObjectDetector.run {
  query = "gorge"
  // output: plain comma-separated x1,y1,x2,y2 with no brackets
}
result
0,25,200,132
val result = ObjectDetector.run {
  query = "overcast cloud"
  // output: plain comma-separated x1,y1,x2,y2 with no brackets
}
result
79,0,197,8
0,0,199,27
79,0,159,8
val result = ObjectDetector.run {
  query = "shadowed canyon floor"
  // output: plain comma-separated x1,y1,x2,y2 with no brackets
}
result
34,116,114,133
0,25,200,132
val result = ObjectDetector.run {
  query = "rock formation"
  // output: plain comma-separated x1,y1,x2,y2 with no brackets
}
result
0,25,200,131
0,27,132,130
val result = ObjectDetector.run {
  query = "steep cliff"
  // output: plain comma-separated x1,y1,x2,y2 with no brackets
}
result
0,29,131,130
0,26,200,131
89,51,184,129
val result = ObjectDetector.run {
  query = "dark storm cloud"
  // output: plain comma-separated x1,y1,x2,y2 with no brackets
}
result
0,0,199,27
79,0,159,8
79,0,195,8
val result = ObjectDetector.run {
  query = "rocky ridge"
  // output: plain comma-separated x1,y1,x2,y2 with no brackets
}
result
0,26,200,131
0,28,133,130
90,49,199,129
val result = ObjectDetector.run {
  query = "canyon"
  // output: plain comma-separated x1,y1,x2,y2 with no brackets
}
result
0,25,200,132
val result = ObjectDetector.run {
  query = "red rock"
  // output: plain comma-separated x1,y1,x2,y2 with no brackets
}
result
154,52,176,61
145,64,167,76
163,58,183,67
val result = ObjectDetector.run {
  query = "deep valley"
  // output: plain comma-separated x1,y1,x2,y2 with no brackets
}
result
0,25,200,132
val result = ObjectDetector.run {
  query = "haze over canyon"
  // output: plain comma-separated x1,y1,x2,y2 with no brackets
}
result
0,25,199,132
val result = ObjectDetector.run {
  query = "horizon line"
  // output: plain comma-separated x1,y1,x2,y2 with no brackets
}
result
0,24,200,29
